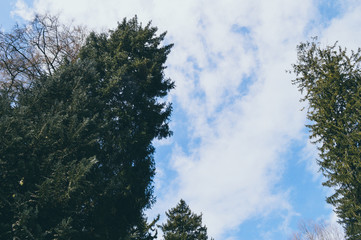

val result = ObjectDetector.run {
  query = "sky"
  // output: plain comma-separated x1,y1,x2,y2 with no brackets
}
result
1,0,361,239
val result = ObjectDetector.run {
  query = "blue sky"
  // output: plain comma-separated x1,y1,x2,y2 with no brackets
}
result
2,0,361,239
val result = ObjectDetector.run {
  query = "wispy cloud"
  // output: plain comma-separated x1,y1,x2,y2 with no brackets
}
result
320,1,361,49
11,0,34,21
12,0,361,238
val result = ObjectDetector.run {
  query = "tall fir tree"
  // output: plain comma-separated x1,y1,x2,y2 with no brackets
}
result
292,39,361,239
160,199,211,240
0,16,173,239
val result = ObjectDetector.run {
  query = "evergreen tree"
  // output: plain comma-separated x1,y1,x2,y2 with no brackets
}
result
292,39,361,239
160,199,211,240
0,16,173,239
127,215,160,240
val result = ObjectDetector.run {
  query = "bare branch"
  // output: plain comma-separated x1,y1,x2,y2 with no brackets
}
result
0,13,88,91
290,220,345,240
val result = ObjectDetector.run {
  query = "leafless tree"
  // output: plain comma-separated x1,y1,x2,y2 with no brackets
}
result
0,14,87,90
291,220,345,240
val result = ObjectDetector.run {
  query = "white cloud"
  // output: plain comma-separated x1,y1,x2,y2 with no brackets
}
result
12,0,360,238
320,1,361,50
12,0,35,21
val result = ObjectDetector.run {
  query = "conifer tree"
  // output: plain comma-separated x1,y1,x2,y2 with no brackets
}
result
292,39,361,239
0,15,173,240
160,199,211,240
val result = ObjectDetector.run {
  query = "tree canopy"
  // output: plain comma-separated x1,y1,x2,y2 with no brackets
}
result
0,14,87,90
291,220,344,240
292,39,361,239
0,15,173,239
160,199,211,240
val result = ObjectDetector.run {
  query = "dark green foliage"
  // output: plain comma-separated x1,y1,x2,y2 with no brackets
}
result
127,215,159,240
292,39,361,239
160,199,210,240
0,16,173,239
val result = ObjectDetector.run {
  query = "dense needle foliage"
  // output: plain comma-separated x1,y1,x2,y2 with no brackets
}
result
0,16,173,239
292,39,361,239
160,199,210,240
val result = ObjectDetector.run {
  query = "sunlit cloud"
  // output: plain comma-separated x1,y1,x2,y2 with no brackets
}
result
11,0,34,21
11,0,361,238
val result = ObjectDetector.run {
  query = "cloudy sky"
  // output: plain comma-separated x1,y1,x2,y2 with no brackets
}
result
2,0,361,239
